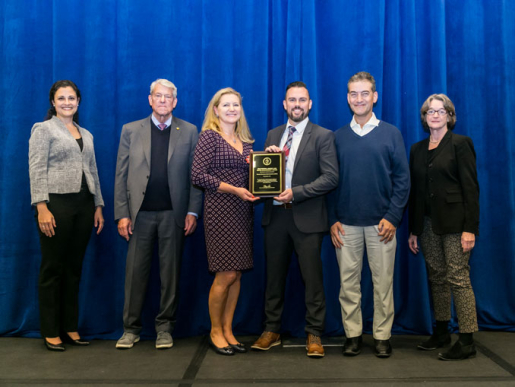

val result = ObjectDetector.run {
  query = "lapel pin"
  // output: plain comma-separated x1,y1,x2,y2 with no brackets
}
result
176,127,180,130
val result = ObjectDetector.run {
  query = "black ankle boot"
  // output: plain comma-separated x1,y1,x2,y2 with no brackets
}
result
438,340,476,361
417,332,451,350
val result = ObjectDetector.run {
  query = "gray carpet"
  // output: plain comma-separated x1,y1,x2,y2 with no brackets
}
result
1,332,514,386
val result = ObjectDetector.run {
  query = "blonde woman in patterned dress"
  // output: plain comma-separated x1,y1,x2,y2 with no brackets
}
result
192,88,259,356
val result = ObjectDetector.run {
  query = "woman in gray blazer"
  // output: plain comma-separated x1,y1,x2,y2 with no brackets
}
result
29,80,104,351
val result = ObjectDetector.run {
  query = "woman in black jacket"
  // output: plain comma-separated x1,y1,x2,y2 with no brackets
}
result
408,94,479,361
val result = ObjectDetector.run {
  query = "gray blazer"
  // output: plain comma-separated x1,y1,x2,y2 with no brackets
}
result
114,115,202,229
261,121,339,233
29,116,104,207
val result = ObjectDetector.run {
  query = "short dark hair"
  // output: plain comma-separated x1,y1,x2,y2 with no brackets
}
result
45,80,82,123
420,93,457,132
347,71,376,93
285,81,309,99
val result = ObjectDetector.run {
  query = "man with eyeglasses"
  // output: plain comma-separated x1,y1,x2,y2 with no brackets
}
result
328,71,410,358
114,79,202,350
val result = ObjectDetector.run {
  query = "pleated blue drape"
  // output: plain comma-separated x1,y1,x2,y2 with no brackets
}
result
1,0,514,338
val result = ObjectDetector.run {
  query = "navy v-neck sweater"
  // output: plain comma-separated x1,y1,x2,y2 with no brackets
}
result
328,121,410,227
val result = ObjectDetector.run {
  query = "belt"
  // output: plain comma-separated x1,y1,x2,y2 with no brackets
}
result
275,203,292,209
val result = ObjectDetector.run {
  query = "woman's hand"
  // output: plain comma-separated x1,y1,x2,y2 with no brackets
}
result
37,202,56,237
461,231,475,253
94,206,104,234
218,182,260,202
234,187,260,202
408,233,419,254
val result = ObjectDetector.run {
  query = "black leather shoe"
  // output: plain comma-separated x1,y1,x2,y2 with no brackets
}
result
374,339,392,358
44,339,65,352
417,333,451,351
343,336,362,356
208,336,235,356
229,342,247,353
62,334,90,346
438,340,476,361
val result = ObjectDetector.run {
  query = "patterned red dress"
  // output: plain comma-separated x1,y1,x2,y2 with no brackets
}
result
191,130,254,272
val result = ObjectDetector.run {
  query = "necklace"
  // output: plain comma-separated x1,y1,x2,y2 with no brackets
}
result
429,137,441,144
223,131,237,144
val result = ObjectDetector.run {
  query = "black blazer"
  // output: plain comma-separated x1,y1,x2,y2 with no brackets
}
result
261,121,339,233
409,130,479,236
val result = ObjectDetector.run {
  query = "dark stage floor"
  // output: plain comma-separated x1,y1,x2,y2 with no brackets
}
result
1,332,514,386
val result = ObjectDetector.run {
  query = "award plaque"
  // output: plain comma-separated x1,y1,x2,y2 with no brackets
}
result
249,151,285,197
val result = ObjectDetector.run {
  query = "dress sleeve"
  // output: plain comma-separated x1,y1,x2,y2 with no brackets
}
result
191,130,221,193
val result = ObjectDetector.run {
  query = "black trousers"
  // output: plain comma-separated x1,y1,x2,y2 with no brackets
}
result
263,206,326,336
36,190,95,337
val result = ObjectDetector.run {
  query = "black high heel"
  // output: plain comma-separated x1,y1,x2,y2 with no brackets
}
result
208,336,235,356
229,342,247,353
44,339,65,352
62,333,90,346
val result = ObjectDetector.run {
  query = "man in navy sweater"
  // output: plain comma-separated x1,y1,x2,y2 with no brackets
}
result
328,72,410,358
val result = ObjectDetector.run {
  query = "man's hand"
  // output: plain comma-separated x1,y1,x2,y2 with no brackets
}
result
378,218,396,244
184,214,197,236
265,145,281,153
273,188,293,203
117,217,132,241
330,222,345,249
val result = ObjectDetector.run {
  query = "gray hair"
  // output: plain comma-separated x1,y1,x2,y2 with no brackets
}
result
150,79,177,98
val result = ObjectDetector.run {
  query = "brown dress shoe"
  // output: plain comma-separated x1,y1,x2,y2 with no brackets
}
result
306,333,324,358
251,331,281,350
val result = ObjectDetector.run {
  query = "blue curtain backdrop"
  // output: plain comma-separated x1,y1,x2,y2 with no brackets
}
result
1,0,514,339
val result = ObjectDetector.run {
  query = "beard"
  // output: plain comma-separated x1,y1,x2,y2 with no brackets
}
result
286,106,310,123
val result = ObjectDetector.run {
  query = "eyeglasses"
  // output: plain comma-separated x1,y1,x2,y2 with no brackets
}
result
152,93,174,100
426,109,447,116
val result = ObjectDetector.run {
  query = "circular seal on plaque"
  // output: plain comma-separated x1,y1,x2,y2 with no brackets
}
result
263,157,272,166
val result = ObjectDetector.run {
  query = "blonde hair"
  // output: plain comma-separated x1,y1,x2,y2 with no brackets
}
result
202,88,254,144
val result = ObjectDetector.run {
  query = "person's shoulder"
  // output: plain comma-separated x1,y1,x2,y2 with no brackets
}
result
199,128,220,141
334,123,351,136
174,116,197,131
410,138,427,151
31,118,57,136
309,122,331,133
449,131,475,151
79,126,93,139
378,120,400,132
270,124,286,133
450,131,472,143
123,116,149,131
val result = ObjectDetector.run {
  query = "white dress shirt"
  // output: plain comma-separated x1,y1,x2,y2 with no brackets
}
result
350,113,380,136
273,117,309,205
